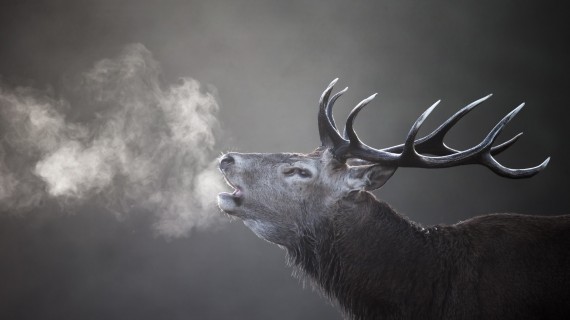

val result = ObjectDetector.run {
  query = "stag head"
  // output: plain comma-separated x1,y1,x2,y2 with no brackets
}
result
217,148,395,245
217,79,549,246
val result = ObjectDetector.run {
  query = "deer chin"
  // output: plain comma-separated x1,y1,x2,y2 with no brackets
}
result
217,191,243,213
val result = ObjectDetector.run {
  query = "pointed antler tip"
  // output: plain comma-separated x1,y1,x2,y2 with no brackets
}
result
358,93,378,105
428,99,441,110
474,94,493,103
514,103,525,113
504,103,525,121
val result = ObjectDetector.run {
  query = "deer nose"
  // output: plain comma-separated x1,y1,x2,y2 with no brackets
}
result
219,154,235,171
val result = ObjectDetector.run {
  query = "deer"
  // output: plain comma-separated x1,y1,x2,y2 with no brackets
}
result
217,79,570,320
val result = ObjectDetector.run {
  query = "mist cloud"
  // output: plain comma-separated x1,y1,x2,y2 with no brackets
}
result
0,43,224,237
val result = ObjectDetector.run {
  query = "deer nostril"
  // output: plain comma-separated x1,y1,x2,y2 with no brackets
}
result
219,154,235,170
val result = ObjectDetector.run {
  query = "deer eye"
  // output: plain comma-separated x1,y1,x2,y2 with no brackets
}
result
282,167,312,178
298,169,312,178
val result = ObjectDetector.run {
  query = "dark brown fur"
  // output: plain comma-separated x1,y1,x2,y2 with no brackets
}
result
286,191,570,320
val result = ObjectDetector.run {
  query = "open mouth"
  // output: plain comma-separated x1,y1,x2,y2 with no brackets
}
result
219,186,242,198
218,175,244,203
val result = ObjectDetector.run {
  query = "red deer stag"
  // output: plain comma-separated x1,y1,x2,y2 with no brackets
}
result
217,79,569,320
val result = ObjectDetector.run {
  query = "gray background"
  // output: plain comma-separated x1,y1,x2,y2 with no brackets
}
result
0,1,568,319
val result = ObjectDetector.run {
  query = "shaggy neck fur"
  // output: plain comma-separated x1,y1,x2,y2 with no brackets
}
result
285,191,476,320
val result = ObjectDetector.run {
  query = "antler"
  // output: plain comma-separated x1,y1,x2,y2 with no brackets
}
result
318,78,346,148
318,79,550,178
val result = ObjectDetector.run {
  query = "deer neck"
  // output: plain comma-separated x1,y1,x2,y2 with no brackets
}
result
286,192,445,319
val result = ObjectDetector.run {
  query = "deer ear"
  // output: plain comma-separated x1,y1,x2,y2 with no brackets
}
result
348,164,397,191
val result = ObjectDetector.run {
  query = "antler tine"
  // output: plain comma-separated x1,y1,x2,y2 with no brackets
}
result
480,154,550,178
318,79,346,148
326,87,348,133
337,93,400,163
399,100,441,162
486,103,525,144
490,132,523,156
344,93,378,143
